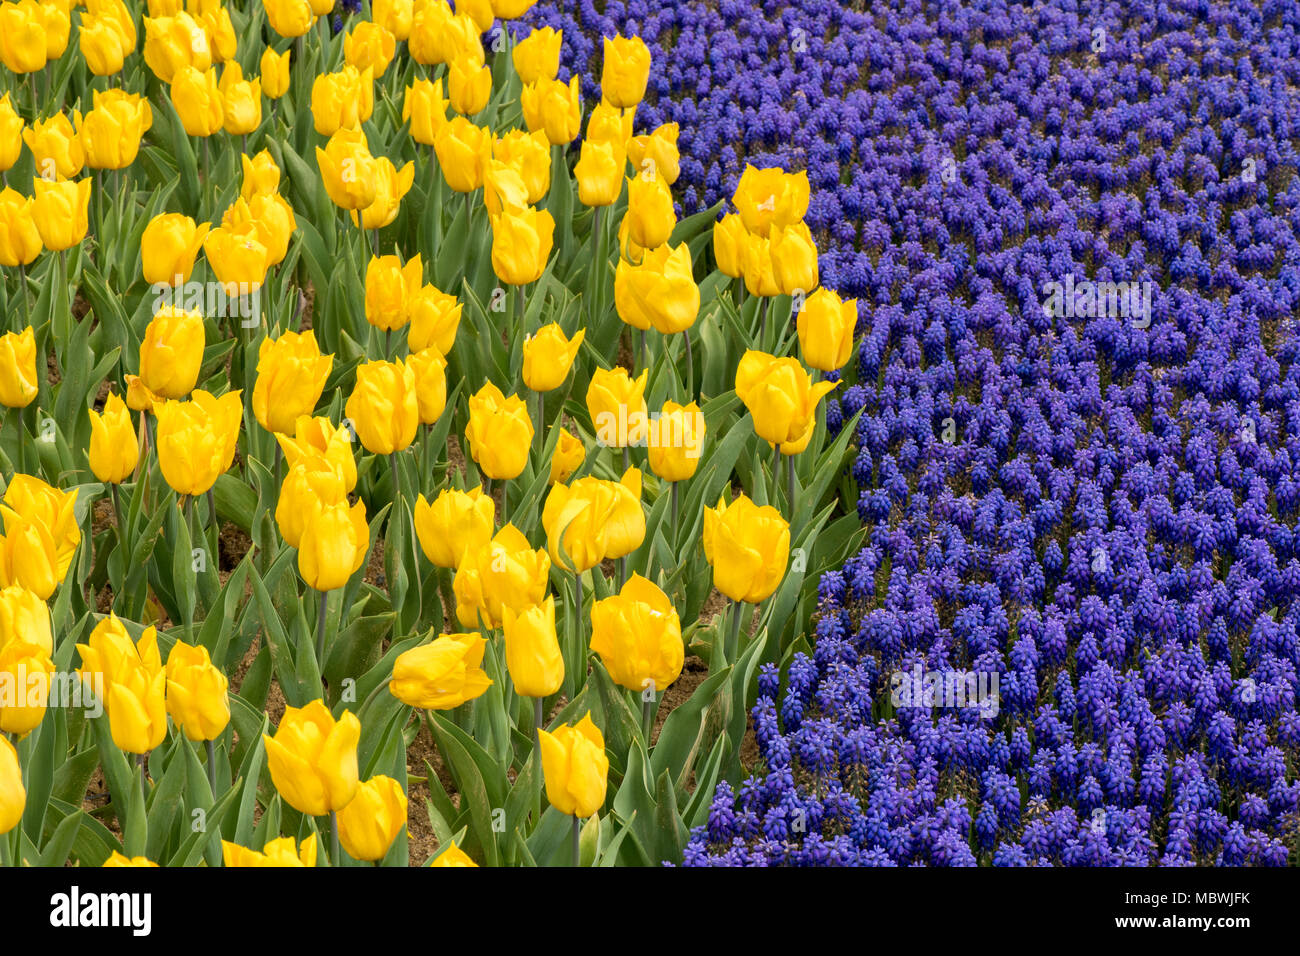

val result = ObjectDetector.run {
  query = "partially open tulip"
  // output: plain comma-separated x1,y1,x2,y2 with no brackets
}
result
263,0,313,39
170,65,223,137
0,97,24,172
240,150,281,200
223,834,317,867
222,192,295,267
494,129,551,204
406,284,462,355
434,115,491,193
0,584,53,656
298,498,368,592
539,712,608,819
522,324,584,392
770,221,819,296
465,382,533,481
141,213,208,286
647,400,704,483
502,595,563,698
575,138,624,207
77,90,151,170
585,100,634,153
586,366,648,448
253,330,333,436
219,61,262,135
0,735,24,834
712,213,745,278
344,21,396,78
624,174,675,251
364,254,422,332
203,222,269,290
627,123,679,185
0,476,80,599
0,1,49,74
388,632,491,709
482,159,529,218
345,358,419,454
542,466,643,573
797,288,858,372
263,700,361,817
734,349,838,446
155,390,243,496
413,486,494,569
615,243,698,334
276,455,347,549
702,493,790,603
88,393,139,484
164,640,229,741
549,428,584,484
372,0,412,40
453,524,550,629
430,840,477,866
352,157,415,231
407,349,447,425
24,113,83,180
260,46,290,98
733,165,810,236
0,190,40,267
317,127,379,211
79,7,130,75
337,774,407,861
278,416,357,492
591,573,683,694
601,35,650,108
138,305,204,400
311,64,374,136
102,852,159,867
39,0,70,59
448,55,491,115
490,204,554,286
193,0,235,63
520,76,581,145
407,0,453,64
0,327,38,409
141,12,210,82
0,639,53,736
740,231,779,297
402,77,449,145
76,616,166,754
512,25,560,84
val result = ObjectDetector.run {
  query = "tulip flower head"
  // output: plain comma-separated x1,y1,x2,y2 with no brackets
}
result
263,700,361,817
453,523,550,630
702,493,790,604
539,712,608,819
389,632,492,709
337,774,408,861
590,573,683,695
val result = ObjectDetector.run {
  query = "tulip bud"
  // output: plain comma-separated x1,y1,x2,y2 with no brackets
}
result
575,138,624,208
372,0,412,40
406,283,462,355
740,231,780,298
316,127,379,211
138,305,204,400
263,700,361,817
344,21,396,78
140,213,208,286
770,221,819,297
253,330,333,436
430,840,477,866
0,1,49,74
615,243,698,335
76,616,166,754
141,12,210,83
624,174,675,251
490,203,554,286
627,123,680,185
0,584,53,656
502,595,563,698
600,35,650,109
337,774,408,861
222,833,317,867
345,358,419,455
647,400,704,483
549,427,584,485
539,712,608,819
0,639,53,736
298,498,369,592
520,75,581,146
311,64,374,136
522,324,584,392
0,476,80,599
351,156,415,231
703,493,790,603
263,0,313,39
0,735,24,835
733,164,809,237
0,188,41,267
388,632,491,709
219,61,262,136
0,96,22,174
586,366,648,448
24,112,82,181
164,640,230,741
413,485,494,569
453,524,550,630
712,213,745,279
203,222,269,291
797,288,858,372
240,149,282,200
402,77,450,145
260,47,291,98
278,415,357,492
364,254,422,332
493,128,551,204
154,389,243,497
591,573,683,694
512,26,560,84
434,115,492,193
88,393,139,484
734,349,837,446
407,348,447,425
170,65,224,137
0,326,38,409
77,90,153,170
448,55,491,115
465,382,533,481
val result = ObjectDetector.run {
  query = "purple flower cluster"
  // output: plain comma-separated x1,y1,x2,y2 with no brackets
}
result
522,0,1300,865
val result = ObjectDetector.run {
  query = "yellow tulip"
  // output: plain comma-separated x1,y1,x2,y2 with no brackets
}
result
406,283,462,355
306,0,333,17
260,46,290,98
627,123,679,185
482,159,529,219
311,65,374,136
221,192,295,268
647,400,704,483
0,584,53,657
79,12,129,76
372,0,412,40
453,524,550,630
141,213,208,286
240,149,281,200
0,327,38,409
23,113,83,180
512,25,560,84
797,288,858,372
316,128,379,211
263,700,361,817
155,389,244,496
219,61,261,135
734,349,837,446
407,348,447,426
408,0,453,65
40,0,70,59
585,99,634,153
88,393,139,484
702,493,790,603
586,365,648,448
413,485,494,569
522,324,584,392
591,573,683,694
0,0,48,74
601,35,650,108
0,476,79,599
337,774,407,861
222,833,317,867
520,75,581,146
345,358,419,455
733,164,809,236
0,95,23,172
615,243,698,334
344,21,396,78
465,382,533,481
102,852,159,867
502,595,563,698
298,498,369,592
263,0,314,39
253,330,333,436
364,254,422,332
549,427,584,485
0,189,40,267
575,138,623,208
624,174,675,251
142,13,211,84
542,466,643,573
402,77,449,145
493,128,550,204
138,305,204,400
276,454,347,549
388,632,491,709
195,3,235,64
494,0,536,16
770,221,819,297
277,415,357,492
76,616,166,754
447,55,491,116
455,0,492,30
741,231,780,298
430,840,477,866
203,222,269,290
164,640,229,741
351,157,415,231
0,639,53,736
490,203,554,286
0,735,25,834
434,115,491,193
539,712,607,819
170,64,223,137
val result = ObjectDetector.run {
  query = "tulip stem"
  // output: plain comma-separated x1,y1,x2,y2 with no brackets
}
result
205,738,217,795
683,330,694,397
316,588,328,667
725,599,742,664
639,329,646,371
574,573,584,646
388,452,401,513
641,692,654,744
137,753,148,807
110,482,126,589
787,454,796,513
571,815,581,867
9,406,24,476
273,442,282,497
532,696,543,826
18,262,31,331
330,810,341,866
772,443,781,507
534,390,543,457
670,481,679,537
760,297,769,347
